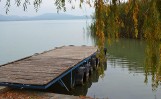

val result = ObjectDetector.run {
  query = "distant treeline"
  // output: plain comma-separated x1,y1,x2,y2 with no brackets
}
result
90,0,161,40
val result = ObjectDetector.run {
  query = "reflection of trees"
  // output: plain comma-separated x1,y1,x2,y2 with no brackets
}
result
104,38,146,72
97,61,107,78
92,37,161,91
144,41,161,91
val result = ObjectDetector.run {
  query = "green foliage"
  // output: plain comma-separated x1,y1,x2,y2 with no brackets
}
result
89,0,161,90
55,0,66,12
90,0,161,40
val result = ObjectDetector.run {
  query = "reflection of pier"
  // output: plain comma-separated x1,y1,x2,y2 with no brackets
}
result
0,46,97,90
71,61,107,96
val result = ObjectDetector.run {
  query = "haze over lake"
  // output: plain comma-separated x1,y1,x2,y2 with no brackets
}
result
0,13,89,21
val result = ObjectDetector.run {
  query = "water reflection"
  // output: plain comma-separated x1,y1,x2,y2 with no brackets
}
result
105,39,146,72
108,55,141,73
106,39,161,91
73,38,161,99
71,61,107,96
144,40,161,91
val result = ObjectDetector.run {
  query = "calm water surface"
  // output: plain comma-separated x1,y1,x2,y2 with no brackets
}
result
0,20,93,65
0,20,161,99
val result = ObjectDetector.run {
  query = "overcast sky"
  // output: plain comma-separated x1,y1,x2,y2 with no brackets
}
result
0,0,94,16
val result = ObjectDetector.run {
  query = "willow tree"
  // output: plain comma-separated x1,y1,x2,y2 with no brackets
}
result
87,0,161,89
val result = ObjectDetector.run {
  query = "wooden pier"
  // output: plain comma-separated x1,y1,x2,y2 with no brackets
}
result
0,46,97,89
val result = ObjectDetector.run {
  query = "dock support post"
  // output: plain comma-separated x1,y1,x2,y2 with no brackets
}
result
59,79,69,92
70,71,73,89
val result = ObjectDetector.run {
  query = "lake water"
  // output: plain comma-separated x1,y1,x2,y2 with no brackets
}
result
0,20,161,99
0,20,93,65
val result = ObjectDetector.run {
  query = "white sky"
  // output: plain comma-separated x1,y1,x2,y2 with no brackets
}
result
0,0,94,16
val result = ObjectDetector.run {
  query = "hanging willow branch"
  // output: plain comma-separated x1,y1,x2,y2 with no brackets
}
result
2,0,94,13
33,0,42,11
5,0,10,14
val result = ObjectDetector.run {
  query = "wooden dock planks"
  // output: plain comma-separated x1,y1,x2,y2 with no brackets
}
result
0,46,97,86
